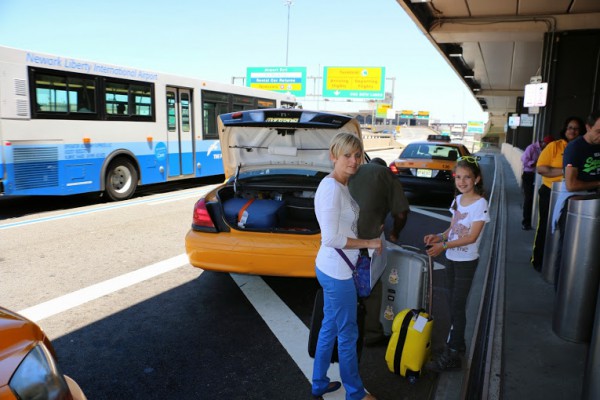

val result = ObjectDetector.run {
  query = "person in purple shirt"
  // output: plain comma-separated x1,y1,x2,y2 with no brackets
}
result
520,135,554,230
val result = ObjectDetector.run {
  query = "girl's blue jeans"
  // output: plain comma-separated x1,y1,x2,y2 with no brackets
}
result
446,258,478,351
312,267,366,400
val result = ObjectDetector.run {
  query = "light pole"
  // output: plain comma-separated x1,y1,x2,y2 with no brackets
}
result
284,0,293,66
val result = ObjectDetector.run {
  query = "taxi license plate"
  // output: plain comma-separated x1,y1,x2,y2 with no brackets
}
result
416,169,433,178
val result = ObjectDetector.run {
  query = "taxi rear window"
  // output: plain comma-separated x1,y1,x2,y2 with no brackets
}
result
401,144,460,161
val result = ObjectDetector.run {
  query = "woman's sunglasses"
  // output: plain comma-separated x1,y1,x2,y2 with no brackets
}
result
457,155,481,166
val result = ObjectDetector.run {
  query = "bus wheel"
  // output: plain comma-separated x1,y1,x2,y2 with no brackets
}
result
105,158,138,201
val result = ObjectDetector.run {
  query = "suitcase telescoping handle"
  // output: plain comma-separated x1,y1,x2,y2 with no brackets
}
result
400,243,433,315
399,244,421,253
425,245,434,316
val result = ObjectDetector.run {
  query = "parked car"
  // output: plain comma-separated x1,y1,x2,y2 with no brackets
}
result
0,306,86,400
185,108,362,277
389,134,471,196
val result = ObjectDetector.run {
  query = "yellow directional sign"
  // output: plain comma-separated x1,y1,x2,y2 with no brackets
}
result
376,103,391,118
322,67,385,99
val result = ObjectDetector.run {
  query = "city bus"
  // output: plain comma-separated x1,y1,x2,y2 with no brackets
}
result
0,45,297,201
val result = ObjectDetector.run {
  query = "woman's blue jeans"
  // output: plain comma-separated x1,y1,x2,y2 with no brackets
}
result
312,267,366,400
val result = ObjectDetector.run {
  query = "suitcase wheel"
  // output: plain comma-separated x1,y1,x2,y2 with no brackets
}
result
406,370,420,385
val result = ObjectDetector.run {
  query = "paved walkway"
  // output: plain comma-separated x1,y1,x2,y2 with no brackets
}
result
499,154,587,399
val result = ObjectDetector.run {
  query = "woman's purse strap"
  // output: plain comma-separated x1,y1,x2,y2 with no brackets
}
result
335,248,356,272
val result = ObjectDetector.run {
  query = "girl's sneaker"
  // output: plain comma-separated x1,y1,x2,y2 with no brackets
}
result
426,347,462,372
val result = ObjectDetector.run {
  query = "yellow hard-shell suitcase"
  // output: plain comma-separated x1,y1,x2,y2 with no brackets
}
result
384,308,433,383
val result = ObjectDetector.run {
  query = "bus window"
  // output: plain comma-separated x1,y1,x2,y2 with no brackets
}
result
202,102,227,139
257,99,276,108
167,91,176,132
33,71,96,114
132,84,152,116
35,73,68,112
232,94,254,111
106,80,154,118
202,91,229,139
106,81,128,115
181,92,190,132
69,77,96,113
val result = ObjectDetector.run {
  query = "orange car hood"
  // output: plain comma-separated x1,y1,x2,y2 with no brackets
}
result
0,307,45,387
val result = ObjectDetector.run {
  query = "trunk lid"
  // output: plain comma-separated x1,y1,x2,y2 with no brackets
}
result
217,109,362,178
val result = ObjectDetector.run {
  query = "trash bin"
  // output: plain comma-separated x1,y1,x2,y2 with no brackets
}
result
583,284,600,399
541,181,569,284
553,194,600,343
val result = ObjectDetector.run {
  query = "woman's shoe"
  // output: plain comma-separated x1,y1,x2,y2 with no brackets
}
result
311,381,341,399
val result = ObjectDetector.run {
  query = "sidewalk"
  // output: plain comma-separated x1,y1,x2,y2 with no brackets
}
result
500,155,588,399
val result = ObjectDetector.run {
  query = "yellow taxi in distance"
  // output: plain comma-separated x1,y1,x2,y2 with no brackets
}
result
185,108,362,278
389,135,471,196
0,306,87,400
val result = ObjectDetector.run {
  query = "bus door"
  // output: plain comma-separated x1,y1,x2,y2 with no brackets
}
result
165,87,194,177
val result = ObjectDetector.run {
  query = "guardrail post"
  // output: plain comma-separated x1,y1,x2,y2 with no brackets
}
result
552,195,600,343
541,182,569,284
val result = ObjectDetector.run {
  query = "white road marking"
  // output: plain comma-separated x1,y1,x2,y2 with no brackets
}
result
18,254,192,322
409,205,452,222
231,274,345,399
146,190,213,205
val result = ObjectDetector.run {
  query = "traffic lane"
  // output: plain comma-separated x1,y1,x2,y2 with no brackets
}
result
0,175,224,220
50,271,311,400
1,185,214,311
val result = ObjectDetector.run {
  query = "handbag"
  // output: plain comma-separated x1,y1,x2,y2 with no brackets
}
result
335,248,372,298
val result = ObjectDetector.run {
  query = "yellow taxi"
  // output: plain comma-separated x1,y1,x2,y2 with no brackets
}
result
185,108,362,277
389,135,471,195
0,306,87,400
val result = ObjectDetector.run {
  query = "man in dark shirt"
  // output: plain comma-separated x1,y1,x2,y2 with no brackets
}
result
349,157,410,344
564,110,600,190
552,110,600,287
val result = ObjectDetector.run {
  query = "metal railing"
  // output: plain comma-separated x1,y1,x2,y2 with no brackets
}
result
460,154,506,399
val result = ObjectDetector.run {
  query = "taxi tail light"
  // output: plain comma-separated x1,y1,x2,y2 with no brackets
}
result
192,198,218,232
392,164,413,176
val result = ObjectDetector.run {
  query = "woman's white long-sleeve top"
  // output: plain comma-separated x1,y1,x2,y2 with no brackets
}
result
314,176,360,280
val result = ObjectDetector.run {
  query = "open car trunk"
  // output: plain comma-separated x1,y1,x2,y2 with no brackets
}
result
216,181,319,233
212,108,363,234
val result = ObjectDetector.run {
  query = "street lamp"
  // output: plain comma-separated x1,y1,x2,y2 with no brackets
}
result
284,0,293,66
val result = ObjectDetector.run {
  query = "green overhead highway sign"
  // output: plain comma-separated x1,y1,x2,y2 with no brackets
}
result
246,67,306,97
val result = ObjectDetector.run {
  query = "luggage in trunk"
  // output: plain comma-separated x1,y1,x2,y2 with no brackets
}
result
223,198,286,229
219,187,319,232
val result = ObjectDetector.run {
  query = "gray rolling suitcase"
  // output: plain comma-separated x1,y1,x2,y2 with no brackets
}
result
380,243,429,336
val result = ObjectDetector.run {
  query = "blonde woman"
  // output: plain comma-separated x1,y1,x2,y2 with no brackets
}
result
312,132,380,400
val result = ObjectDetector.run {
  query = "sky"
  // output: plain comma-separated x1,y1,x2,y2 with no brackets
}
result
0,0,487,123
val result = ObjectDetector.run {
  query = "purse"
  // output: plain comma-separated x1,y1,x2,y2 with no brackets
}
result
335,248,372,298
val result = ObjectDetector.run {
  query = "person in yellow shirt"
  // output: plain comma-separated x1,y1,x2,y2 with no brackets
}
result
531,116,584,271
